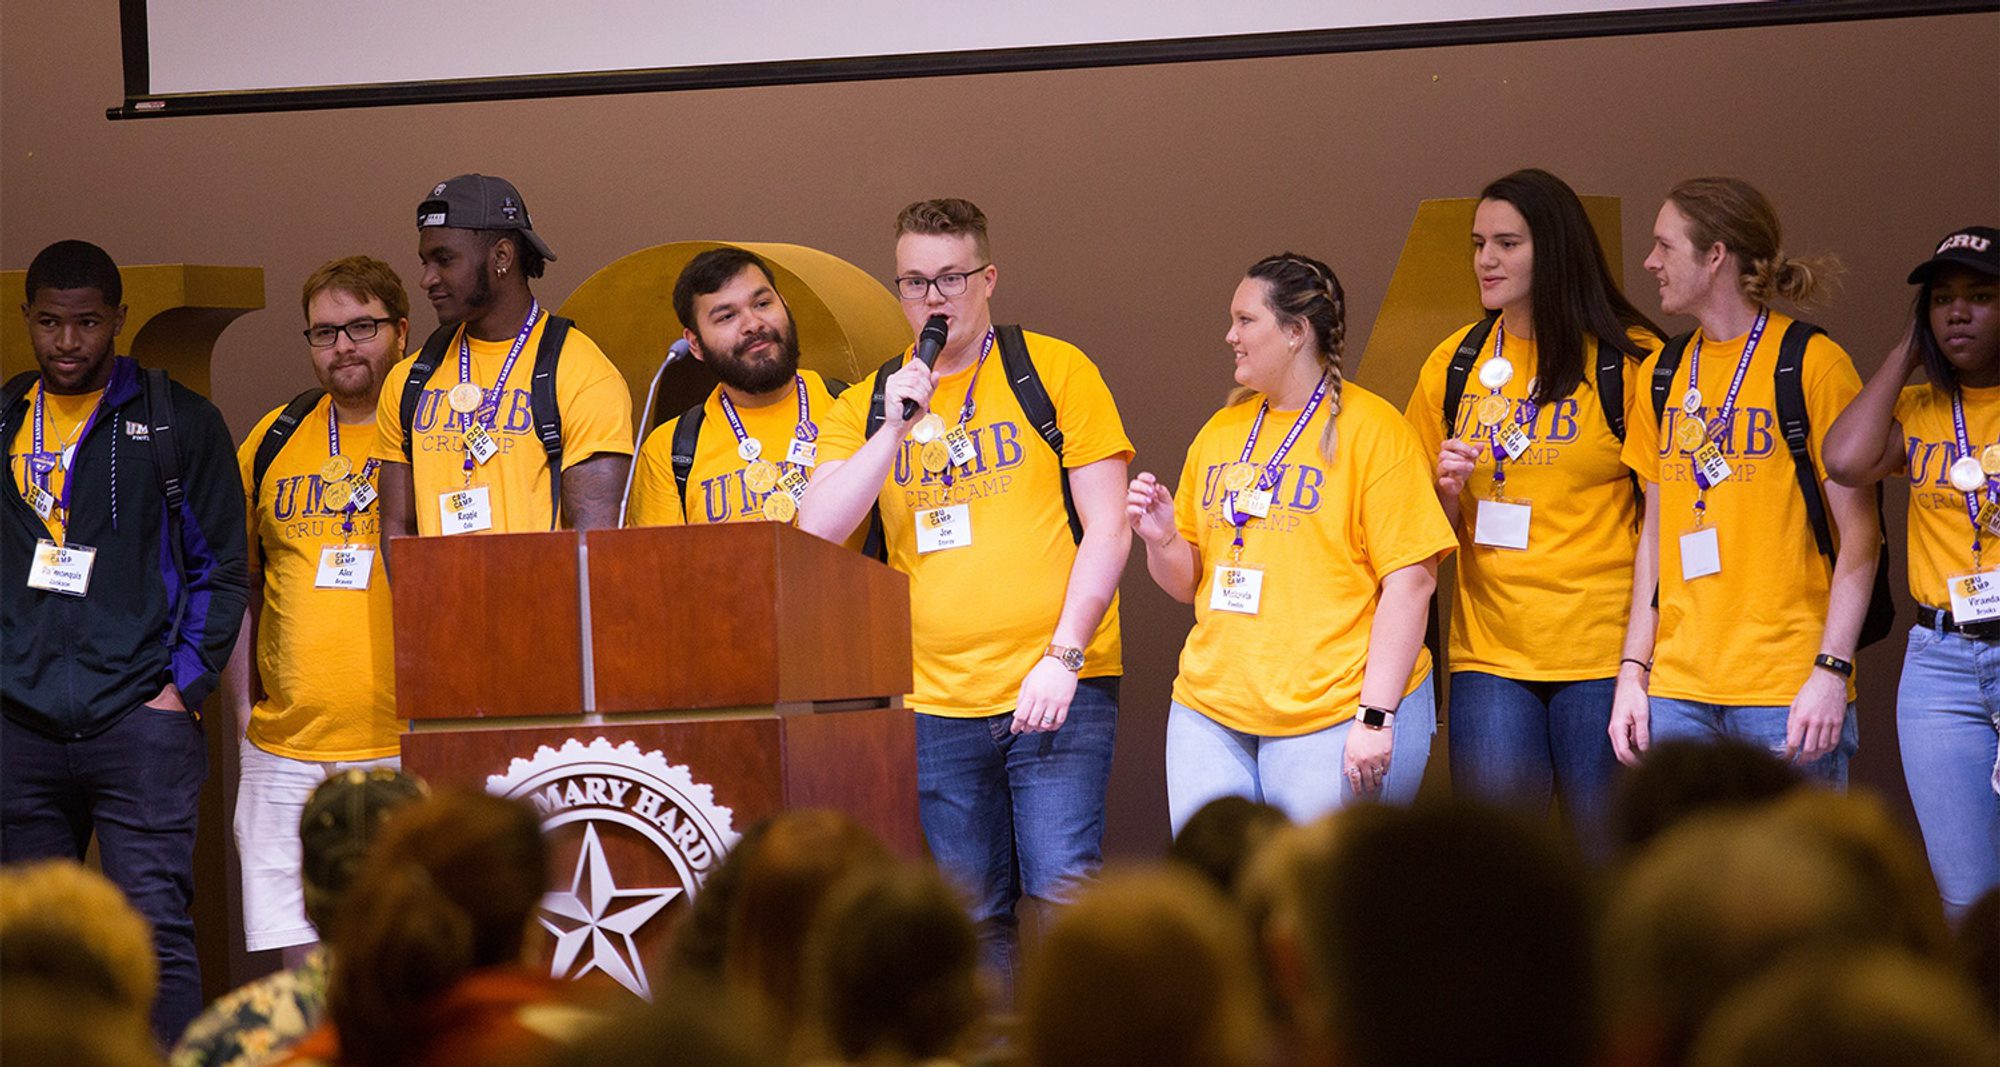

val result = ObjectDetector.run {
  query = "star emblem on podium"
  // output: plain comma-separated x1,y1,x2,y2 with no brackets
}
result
538,823,682,998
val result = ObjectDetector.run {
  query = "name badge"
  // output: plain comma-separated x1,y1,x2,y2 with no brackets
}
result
347,478,379,512
25,483,56,520
786,438,818,468
438,485,494,536
1209,564,1264,615
1680,526,1722,581
1948,568,2000,624
1234,489,1272,519
1473,498,1531,550
944,427,977,468
27,539,95,596
776,466,810,501
1493,421,1531,462
1692,443,1732,488
464,424,499,466
915,504,972,553
315,545,375,590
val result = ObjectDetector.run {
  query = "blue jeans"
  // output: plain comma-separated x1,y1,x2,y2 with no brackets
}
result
1897,623,2000,924
1448,672,1620,860
1165,673,1436,834
2,704,208,1045
914,675,1117,1005
1648,695,1859,788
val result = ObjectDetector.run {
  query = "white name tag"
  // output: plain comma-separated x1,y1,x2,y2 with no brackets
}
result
1948,568,2000,624
1692,442,1732,488
27,539,94,596
1680,526,1722,581
1494,421,1531,462
1473,499,1531,550
1234,488,1272,519
438,485,494,536
915,504,972,553
347,477,378,512
786,437,817,468
315,545,375,590
1209,564,1264,615
464,423,499,466
944,426,977,468
25,483,56,520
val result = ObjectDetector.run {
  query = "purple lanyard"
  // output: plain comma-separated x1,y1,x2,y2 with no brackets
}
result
327,405,379,535
1949,388,1993,550
1686,308,1770,444
456,300,540,430
951,329,998,427
717,376,816,453
31,385,105,515
1229,373,1329,541
1486,327,1517,492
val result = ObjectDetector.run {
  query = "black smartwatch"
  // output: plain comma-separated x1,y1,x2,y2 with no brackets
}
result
1813,653,1854,678
1357,705,1395,729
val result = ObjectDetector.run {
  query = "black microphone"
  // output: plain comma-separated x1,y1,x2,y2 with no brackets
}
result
902,314,950,421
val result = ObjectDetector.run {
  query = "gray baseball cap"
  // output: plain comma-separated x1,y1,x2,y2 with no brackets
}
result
417,173,556,262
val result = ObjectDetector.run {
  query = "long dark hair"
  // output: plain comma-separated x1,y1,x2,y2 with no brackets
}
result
1912,265,2000,394
1480,169,1664,406
326,790,549,1067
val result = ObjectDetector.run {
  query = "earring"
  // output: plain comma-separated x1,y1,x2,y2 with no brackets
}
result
499,267,508,276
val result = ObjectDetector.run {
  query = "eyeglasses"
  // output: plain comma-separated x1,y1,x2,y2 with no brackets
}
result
893,264,991,302
304,317,397,348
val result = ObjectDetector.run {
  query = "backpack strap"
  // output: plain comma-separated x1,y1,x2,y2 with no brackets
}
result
1773,321,1834,558
996,325,1083,545
1650,332,1694,428
0,371,36,428
825,377,851,399
399,323,457,462
530,315,572,529
251,388,327,507
142,369,191,647
1595,336,1627,440
1440,312,1500,436
669,400,706,523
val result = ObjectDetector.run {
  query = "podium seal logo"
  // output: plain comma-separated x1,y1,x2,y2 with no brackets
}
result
487,737,740,999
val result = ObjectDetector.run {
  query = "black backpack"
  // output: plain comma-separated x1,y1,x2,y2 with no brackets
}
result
1439,311,1629,440
858,324,1080,561
1646,320,1896,649
397,316,572,529
667,376,851,521
2,366,193,644
250,387,328,505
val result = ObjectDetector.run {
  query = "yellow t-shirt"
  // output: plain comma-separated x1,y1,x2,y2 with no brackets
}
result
8,385,105,545
1622,311,1863,704
817,330,1133,718
1403,322,1657,680
372,318,635,535
239,397,400,760
1171,384,1458,736
1892,382,2000,610
627,370,865,551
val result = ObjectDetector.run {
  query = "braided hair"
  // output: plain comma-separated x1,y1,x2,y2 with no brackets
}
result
1243,252,1348,460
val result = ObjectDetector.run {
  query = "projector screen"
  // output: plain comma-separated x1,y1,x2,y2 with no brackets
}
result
111,0,1974,119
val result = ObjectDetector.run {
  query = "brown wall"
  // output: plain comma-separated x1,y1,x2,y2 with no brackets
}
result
6,6,1997,872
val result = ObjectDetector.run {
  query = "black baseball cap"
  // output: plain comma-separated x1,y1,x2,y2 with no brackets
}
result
300,768,427,899
417,174,557,262
1908,225,1998,284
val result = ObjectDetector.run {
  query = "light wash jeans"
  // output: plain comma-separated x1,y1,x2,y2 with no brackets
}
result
1647,695,1859,788
1896,622,2000,924
1166,673,1435,835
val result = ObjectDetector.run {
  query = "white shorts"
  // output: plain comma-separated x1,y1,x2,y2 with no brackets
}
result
234,739,400,952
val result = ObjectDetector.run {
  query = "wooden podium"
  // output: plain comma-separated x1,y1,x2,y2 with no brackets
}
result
392,522,917,999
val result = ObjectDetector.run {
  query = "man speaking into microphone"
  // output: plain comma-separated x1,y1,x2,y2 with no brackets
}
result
802,198,1132,1002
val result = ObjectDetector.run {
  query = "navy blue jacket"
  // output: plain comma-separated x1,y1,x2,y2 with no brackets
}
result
2,357,248,738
